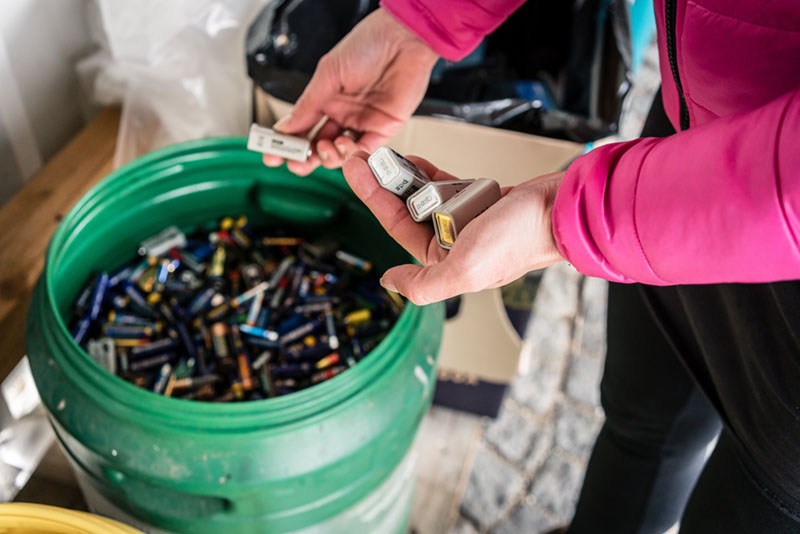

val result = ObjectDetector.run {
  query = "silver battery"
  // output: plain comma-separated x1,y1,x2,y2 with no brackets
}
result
433,178,501,250
406,179,475,222
367,146,430,200
138,225,187,257
87,337,117,374
247,123,312,162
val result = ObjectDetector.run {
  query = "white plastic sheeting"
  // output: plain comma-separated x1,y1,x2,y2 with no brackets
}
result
78,0,268,167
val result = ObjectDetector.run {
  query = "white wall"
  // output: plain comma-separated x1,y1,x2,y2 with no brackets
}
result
0,0,93,205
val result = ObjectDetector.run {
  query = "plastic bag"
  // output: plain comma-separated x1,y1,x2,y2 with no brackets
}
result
78,0,267,167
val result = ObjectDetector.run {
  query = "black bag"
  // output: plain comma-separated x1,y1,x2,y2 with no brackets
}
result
246,0,633,143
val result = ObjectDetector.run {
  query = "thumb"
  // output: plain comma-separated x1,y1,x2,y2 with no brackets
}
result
380,261,476,306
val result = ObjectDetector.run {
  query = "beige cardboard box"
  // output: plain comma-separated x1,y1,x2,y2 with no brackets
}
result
256,88,583,415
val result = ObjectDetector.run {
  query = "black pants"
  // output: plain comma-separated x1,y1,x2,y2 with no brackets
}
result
567,93,800,534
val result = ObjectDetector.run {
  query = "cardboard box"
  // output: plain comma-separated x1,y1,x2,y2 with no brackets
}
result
255,88,583,416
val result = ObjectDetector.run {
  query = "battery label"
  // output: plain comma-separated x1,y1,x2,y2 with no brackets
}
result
371,150,401,185
247,124,311,162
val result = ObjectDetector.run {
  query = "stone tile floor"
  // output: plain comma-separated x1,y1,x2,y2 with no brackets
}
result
454,264,607,534
450,40,662,534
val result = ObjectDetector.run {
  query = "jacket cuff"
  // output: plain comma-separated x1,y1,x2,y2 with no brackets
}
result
551,141,669,285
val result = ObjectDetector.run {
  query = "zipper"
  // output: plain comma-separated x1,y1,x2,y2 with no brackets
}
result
665,0,690,130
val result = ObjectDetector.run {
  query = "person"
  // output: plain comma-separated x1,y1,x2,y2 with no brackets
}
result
263,1,800,532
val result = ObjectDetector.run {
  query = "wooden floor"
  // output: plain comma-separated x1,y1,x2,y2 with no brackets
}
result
411,407,483,533
0,108,119,385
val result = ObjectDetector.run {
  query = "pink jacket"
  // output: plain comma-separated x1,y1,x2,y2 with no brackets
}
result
381,0,800,285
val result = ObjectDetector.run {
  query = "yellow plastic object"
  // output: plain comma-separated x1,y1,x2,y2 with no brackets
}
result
0,503,142,534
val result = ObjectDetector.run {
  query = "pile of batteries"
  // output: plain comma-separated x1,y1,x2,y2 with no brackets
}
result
69,217,404,401
367,147,501,249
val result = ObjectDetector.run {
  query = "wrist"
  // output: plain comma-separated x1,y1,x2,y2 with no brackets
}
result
523,172,565,265
542,181,564,264
374,7,440,66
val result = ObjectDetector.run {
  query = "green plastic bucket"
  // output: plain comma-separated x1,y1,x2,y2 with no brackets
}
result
26,138,444,533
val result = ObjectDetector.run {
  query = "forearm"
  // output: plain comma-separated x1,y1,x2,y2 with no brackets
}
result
552,89,800,285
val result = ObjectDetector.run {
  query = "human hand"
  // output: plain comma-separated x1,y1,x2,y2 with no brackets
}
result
342,152,565,305
263,8,439,176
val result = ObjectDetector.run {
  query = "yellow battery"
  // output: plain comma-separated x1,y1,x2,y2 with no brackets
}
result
262,237,302,246
163,373,177,398
209,246,226,278
316,353,340,369
113,338,151,347
344,309,371,326
137,266,158,293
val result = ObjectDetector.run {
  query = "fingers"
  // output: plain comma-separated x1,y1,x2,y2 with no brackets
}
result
313,120,345,169
275,60,337,136
263,154,284,167
404,156,461,182
263,152,321,175
316,136,358,168
286,154,321,177
379,259,476,306
270,116,364,172
316,140,339,169
342,151,435,262
333,136,359,159
260,130,357,174
271,117,340,174
357,131,395,154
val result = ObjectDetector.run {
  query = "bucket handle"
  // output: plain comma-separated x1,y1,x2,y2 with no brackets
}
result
252,182,345,225
101,465,234,521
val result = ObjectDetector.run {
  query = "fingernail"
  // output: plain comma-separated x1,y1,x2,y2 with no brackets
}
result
263,156,281,167
273,114,292,131
380,278,397,293
319,149,328,160
335,142,347,157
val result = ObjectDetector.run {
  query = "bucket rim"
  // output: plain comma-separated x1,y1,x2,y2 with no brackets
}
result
31,137,440,430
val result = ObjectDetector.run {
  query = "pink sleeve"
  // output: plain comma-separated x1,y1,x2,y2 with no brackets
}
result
551,89,800,285
379,0,525,61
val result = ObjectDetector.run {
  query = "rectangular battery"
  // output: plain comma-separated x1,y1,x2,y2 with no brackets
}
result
432,178,501,250
247,124,311,162
406,179,475,222
367,146,430,200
